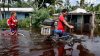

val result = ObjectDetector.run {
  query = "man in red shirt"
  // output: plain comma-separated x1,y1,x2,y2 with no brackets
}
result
7,11,18,35
57,9,74,56
57,9,74,32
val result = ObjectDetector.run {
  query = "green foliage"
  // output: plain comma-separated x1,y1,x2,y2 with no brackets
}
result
0,18,30,28
47,5,55,15
56,8,62,13
94,4,100,12
35,0,55,7
80,0,85,8
31,8,50,28
0,19,8,28
0,3,12,7
96,15,100,20
94,4,100,20
94,24,100,35
12,2,29,7
18,18,30,28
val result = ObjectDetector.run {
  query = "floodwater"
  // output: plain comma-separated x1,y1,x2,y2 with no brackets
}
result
0,29,100,56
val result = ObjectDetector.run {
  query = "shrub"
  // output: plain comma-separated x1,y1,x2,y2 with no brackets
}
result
18,18,30,28
31,8,50,28
0,19,8,28
0,18,30,29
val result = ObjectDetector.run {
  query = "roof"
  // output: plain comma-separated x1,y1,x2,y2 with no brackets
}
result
0,8,34,12
69,8,87,13
68,13,92,15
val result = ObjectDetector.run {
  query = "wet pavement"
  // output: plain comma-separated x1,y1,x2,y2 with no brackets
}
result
0,30,100,56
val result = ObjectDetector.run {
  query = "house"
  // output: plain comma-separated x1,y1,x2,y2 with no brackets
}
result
67,8,95,34
0,8,33,19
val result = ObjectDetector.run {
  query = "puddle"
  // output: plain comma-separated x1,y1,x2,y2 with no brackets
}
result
0,29,100,56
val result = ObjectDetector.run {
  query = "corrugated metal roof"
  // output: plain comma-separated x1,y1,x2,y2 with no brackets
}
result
0,8,34,12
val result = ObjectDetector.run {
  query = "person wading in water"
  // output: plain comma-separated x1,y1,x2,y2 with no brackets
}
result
7,11,18,35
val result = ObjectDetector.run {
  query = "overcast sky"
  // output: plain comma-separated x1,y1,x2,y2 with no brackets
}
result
63,0,100,6
24,0,100,6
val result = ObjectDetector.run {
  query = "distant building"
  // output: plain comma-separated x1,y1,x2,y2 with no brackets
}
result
0,0,34,4
0,0,13,4
68,8,95,34
0,8,33,19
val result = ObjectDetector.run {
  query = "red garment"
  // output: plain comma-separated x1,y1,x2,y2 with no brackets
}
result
58,46,65,56
7,16,18,29
57,15,65,32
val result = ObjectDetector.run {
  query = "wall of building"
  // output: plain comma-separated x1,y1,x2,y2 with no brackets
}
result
67,14,92,34
0,12,30,19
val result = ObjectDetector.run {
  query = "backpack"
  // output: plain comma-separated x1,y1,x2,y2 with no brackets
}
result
7,18,11,26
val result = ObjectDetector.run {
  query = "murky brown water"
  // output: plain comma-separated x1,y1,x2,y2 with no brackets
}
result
0,29,100,56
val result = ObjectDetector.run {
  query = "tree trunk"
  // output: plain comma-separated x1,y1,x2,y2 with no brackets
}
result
80,0,84,8
8,0,10,11
0,8,2,20
2,0,6,19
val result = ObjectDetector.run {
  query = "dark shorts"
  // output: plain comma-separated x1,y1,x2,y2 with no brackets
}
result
10,26,17,32
11,28,17,32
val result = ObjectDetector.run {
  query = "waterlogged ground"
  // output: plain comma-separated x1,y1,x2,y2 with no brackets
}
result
0,30,100,56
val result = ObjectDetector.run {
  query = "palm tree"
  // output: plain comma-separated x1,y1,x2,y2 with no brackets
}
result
80,0,85,8
54,0,64,12
64,0,73,11
8,0,10,11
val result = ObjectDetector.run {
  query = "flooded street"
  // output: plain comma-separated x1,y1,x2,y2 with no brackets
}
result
0,30,100,56
0,30,32,56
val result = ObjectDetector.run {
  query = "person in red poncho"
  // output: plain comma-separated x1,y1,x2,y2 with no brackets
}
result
7,11,18,35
